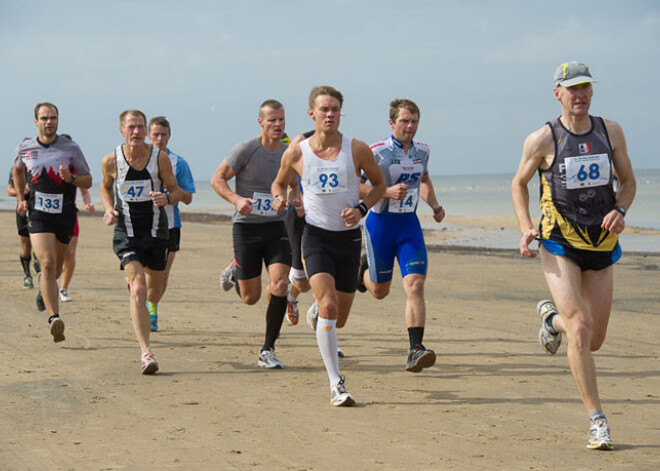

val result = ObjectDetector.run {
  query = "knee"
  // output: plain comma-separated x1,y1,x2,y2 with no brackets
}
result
242,294,259,305
131,283,147,305
40,258,57,276
371,285,390,300
405,278,425,298
318,297,338,317
270,277,289,297
566,321,593,351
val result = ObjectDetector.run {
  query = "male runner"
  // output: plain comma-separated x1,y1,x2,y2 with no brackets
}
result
7,156,35,289
359,98,445,373
211,99,291,369
12,103,92,342
272,85,385,406
511,61,636,449
100,109,183,374
146,116,195,331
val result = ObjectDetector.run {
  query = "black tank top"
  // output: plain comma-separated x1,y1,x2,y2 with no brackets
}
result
538,116,617,251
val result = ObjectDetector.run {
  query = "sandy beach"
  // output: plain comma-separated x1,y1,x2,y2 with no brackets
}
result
1,210,659,470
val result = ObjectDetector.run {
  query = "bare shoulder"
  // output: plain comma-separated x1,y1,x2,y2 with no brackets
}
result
283,142,303,162
602,118,625,143
351,138,372,158
101,152,116,171
523,124,554,162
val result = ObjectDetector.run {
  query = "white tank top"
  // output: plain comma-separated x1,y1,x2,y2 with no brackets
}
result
301,135,360,231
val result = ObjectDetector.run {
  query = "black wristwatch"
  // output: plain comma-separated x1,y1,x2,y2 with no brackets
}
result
613,205,626,217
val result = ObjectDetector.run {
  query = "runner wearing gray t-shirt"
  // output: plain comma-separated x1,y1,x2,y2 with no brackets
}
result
211,99,292,369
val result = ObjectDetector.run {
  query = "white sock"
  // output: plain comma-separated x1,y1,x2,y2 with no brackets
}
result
287,291,297,304
316,317,341,387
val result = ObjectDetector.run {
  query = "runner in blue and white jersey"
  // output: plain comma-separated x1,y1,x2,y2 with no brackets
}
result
359,99,445,373
12,103,93,343
145,116,196,332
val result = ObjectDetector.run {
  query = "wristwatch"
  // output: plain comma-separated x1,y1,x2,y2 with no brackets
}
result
614,205,627,216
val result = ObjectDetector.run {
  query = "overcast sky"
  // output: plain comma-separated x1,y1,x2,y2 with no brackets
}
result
2,0,658,180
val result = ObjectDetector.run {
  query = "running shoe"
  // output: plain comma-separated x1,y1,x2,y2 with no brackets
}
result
150,314,159,332
59,288,72,302
357,253,368,293
587,418,614,450
405,345,437,373
337,348,345,358
141,352,159,375
23,275,34,289
286,298,299,325
36,291,46,312
306,300,319,331
537,299,562,355
330,376,355,407
258,348,284,369
220,259,237,292
49,316,65,343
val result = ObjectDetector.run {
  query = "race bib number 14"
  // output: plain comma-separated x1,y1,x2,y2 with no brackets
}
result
565,154,610,189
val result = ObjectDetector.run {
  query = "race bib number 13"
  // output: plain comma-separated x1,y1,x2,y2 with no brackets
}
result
565,154,610,189
252,192,278,217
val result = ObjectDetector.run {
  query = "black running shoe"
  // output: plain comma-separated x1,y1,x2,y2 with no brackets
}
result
405,345,436,373
36,291,46,311
357,253,368,293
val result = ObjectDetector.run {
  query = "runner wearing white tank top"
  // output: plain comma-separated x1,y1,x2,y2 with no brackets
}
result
271,86,386,407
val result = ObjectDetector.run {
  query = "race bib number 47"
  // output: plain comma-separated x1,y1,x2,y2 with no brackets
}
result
34,191,63,214
565,154,610,189
119,179,152,202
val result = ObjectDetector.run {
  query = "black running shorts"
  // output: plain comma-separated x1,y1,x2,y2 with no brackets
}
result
301,224,362,293
232,221,292,280
113,230,169,271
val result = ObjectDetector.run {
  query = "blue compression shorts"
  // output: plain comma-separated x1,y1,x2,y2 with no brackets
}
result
364,211,427,284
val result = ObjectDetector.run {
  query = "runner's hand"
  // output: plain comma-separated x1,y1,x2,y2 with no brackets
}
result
386,183,408,201
341,207,361,227
432,205,445,223
103,209,119,226
519,228,539,258
235,196,256,215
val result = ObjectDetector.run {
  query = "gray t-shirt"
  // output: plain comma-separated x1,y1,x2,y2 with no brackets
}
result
226,137,286,224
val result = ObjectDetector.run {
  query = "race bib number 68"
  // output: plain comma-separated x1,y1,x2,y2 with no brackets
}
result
565,154,610,189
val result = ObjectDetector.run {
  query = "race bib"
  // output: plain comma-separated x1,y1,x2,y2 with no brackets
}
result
119,179,152,202
565,154,610,189
252,192,278,217
388,188,419,213
308,164,348,194
34,191,63,214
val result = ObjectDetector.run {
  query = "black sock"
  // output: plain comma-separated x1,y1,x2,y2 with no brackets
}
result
262,294,287,351
408,327,424,350
48,314,60,324
545,313,559,334
234,278,241,297
20,255,31,277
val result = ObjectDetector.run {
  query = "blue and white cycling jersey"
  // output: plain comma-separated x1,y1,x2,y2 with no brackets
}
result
366,135,430,215
164,150,196,229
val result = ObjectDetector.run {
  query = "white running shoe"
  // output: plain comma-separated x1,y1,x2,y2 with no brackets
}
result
141,352,159,375
286,298,299,325
306,301,319,331
537,299,562,355
258,348,284,369
220,259,237,292
330,377,355,407
587,418,614,450
59,288,72,302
